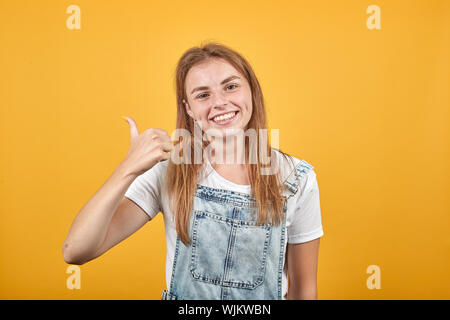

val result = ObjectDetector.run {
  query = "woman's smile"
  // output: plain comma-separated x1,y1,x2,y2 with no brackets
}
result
210,110,240,125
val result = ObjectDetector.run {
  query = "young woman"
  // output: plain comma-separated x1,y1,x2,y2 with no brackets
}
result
62,42,324,300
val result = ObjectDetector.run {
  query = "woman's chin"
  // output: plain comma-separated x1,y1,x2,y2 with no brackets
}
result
208,125,245,136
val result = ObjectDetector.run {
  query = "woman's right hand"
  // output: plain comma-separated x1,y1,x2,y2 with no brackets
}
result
121,116,174,176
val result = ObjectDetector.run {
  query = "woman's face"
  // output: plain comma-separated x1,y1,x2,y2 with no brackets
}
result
183,58,253,136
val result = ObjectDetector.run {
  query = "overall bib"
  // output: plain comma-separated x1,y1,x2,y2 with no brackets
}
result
161,160,313,300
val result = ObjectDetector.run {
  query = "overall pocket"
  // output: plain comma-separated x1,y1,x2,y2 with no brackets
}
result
189,210,272,290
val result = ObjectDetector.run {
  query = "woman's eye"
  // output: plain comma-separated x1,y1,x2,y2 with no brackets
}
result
227,84,238,90
196,93,209,99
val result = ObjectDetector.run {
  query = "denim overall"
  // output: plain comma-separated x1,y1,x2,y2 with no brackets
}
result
161,160,313,300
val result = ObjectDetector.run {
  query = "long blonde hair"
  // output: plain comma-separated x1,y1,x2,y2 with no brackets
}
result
164,42,292,245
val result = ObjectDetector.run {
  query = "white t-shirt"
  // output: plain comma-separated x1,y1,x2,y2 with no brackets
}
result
124,150,324,299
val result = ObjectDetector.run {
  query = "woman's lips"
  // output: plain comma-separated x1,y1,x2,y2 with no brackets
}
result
210,110,239,125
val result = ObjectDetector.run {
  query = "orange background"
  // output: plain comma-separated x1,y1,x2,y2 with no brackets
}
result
0,0,449,299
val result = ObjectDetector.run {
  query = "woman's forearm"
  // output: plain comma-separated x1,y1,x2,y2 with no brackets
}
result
287,286,318,300
62,162,137,265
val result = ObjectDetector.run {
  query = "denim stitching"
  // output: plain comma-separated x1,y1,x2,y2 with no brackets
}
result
169,237,180,294
277,219,286,299
282,160,314,201
161,289,179,300
194,210,272,228
189,213,200,275
189,208,271,290
196,185,257,208
222,213,237,287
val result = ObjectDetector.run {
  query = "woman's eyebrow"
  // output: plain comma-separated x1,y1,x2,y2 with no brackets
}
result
190,75,241,95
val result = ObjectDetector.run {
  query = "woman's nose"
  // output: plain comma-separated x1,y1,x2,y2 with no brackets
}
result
211,91,228,108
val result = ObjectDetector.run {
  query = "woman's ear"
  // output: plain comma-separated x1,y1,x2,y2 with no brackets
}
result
183,99,194,118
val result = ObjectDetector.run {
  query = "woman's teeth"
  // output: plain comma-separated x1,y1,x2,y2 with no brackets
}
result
213,111,236,122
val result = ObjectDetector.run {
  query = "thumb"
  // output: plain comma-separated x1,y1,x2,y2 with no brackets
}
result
122,116,139,140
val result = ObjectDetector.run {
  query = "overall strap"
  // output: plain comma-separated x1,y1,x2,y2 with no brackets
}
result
282,160,314,200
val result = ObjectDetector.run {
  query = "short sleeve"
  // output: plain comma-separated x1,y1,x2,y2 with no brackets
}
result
286,168,324,244
124,160,167,220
